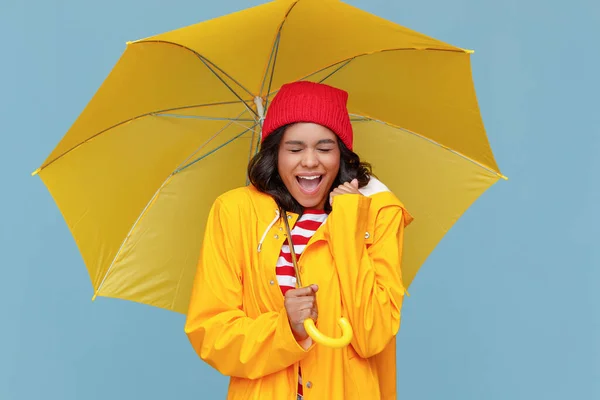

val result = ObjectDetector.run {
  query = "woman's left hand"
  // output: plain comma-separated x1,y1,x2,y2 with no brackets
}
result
330,178,361,205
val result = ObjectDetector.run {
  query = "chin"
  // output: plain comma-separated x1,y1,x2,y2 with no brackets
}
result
288,190,322,209
298,198,325,209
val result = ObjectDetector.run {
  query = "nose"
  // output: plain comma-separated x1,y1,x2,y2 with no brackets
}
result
301,149,319,168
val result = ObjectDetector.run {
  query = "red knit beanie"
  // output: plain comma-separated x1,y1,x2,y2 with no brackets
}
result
261,81,353,150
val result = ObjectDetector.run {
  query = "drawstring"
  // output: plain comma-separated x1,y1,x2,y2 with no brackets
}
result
257,209,280,252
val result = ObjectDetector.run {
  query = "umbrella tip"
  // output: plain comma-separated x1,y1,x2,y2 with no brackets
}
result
31,168,41,177
464,49,475,54
92,293,97,302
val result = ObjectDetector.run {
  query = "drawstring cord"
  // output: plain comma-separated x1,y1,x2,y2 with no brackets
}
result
257,209,280,252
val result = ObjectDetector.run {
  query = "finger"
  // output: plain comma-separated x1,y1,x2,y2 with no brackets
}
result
286,296,315,308
305,307,317,320
333,187,353,195
351,178,359,189
289,296,318,312
335,189,352,195
342,181,358,191
285,285,316,298
298,307,318,323
310,309,318,322
293,308,316,324
285,295,315,307
285,288,317,310
343,181,359,193
335,184,353,192
285,283,319,297
296,307,314,317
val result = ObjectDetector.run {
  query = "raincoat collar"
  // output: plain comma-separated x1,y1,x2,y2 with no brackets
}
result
249,176,410,255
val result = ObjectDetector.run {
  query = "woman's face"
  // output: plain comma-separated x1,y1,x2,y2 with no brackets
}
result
277,123,341,210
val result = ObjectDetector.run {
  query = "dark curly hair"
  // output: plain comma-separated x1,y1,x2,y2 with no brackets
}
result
247,125,372,214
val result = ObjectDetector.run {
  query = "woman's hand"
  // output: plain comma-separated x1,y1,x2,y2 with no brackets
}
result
284,284,319,342
330,178,361,205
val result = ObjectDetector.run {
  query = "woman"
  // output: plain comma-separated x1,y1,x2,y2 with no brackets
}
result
185,81,413,400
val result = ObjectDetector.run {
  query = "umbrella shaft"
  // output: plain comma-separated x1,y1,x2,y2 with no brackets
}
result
283,212,303,288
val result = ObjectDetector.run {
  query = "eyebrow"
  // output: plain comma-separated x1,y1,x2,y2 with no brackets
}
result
284,139,336,145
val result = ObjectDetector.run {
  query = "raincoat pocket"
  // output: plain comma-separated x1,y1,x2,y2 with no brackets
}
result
345,345,380,399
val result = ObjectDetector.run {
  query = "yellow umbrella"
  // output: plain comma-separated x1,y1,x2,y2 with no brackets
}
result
32,0,505,342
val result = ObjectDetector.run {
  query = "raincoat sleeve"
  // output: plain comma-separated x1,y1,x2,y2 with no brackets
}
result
184,197,311,379
329,193,410,359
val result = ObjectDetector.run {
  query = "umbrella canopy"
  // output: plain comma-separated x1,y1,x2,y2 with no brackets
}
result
33,0,505,314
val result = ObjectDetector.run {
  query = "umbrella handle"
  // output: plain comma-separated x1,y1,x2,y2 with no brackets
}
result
303,317,353,348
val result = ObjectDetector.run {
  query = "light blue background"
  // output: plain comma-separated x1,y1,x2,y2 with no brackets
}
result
2,1,598,399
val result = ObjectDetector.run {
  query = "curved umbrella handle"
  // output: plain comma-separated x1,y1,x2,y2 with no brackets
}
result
303,317,353,348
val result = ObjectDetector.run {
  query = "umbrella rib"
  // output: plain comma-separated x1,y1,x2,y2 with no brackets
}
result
175,122,260,174
93,117,257,300
258,0,299,99
263,32,281,110
101,40,259,120
152,113,255,124
349,113,507,180
250,0,300,178
33,100,253,175
246,124,259,185
174,108,253,169
266,47,472,98
265,58,354,98
133,40,257,102
316,59,354,85
153,113,254,121
251,0,300,183
194,55,259,119
259,32,280,97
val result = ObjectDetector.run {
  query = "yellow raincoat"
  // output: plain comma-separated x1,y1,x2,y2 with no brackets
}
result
185,177,412,399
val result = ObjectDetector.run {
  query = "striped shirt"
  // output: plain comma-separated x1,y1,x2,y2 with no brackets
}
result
276,209,328,398
277,210,328,295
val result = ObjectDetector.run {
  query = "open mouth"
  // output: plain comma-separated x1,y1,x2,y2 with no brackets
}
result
296,175,323,194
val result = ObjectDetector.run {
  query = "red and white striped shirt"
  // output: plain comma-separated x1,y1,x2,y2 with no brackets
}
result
276,210,328,295
276,209,328,398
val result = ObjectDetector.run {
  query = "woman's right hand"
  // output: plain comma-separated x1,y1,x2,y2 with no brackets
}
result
284,284,319,342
